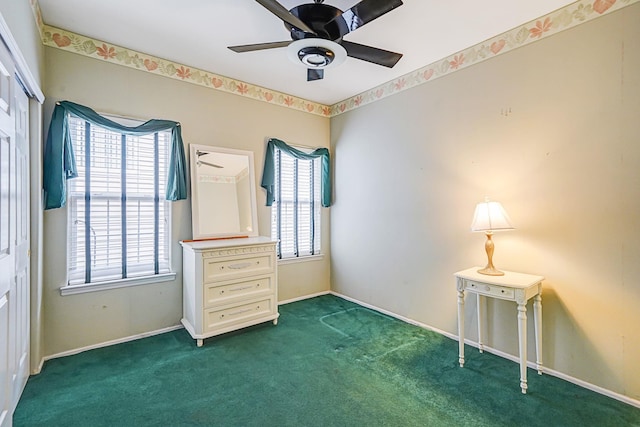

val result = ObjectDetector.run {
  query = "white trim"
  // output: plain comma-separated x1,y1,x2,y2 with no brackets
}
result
278,254,324,265
466,343,640,408
41,325,184,363
279,290,331,305
59,272,176,296
0,11,44,102
328,291,640,409
32,356,45,375
330,291,456,339
537,363,640,409
32,287,640,409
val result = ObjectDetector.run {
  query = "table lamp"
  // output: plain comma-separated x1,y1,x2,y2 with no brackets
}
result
471,198,514,276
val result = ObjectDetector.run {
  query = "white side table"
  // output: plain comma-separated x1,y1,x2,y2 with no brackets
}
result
455,267,544,394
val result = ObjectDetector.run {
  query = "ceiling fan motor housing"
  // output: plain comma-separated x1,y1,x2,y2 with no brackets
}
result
286,3,343,41
284,3,345,72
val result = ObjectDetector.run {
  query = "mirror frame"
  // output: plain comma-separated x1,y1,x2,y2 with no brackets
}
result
189,144,259,240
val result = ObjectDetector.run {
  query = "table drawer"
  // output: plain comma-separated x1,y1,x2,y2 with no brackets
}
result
204,275,273,307
203,254,273,282
204,298,274,332
466,280,514,299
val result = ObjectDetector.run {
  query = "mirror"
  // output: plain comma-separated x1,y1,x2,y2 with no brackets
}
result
189,144,259,240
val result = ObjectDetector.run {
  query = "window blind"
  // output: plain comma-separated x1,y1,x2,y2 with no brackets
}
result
272,147,321,258
67,116,171,285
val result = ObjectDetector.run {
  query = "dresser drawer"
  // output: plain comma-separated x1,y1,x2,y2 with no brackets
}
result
204,298,274,332
203,254,273,282
204,275,273,307
465,280,514,300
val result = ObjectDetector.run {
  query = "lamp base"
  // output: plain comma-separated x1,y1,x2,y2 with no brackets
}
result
478,232,505,276
477,266,505,276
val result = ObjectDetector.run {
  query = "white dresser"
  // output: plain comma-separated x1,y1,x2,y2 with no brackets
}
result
180,236,279,346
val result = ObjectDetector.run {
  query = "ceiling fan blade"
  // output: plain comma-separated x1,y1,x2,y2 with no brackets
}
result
255,0,317,35
307,68,324,81
228,41,292,53
341,41,402,68
328,0,403,38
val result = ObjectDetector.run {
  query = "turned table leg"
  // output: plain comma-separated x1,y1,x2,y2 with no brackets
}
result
534,293,543,375
457,287,466,368
517,303,528,394
477,294,486,353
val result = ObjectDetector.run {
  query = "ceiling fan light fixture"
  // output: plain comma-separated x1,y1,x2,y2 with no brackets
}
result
298,46,334,67
287,38,346,69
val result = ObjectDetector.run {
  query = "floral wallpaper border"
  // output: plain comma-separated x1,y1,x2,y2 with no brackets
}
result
28,0,43,37
41,24,331,117
34,0,637,118
330,0,638,115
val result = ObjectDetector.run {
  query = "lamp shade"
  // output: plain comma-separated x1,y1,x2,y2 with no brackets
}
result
471,200,514,232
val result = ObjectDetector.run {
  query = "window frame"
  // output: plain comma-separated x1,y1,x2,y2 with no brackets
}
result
60,114,176,296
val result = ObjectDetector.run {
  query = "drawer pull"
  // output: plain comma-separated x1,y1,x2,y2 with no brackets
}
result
230,285,253,292
223,307,256,318
228,262,252,270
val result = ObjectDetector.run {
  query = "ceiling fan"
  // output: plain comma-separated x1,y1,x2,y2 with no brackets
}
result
228,0,404,81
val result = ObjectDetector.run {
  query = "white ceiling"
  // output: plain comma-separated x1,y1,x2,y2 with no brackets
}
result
37,0,578,105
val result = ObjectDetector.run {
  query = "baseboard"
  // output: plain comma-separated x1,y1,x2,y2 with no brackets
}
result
329,291,640,409
37,292,332,367
279,290,332,305
32,357,45,375
35,294,326,369
35,293,329,369
32,292,640,409
40,324,184,364
331,291,458,340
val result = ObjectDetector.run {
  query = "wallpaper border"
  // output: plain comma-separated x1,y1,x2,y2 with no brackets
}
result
330,0,638,116
33,0,637,117
41,24,331,117
28,0,43,37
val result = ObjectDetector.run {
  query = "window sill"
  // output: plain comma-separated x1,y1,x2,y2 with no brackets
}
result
278,254,324,265
60,272,177,296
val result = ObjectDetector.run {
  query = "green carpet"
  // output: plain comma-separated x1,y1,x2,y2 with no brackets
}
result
14,295,640,426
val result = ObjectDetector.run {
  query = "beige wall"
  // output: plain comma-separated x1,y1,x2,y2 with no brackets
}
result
0,0,43,85
43,47,331,356
14,0,640,404
330,4,640,400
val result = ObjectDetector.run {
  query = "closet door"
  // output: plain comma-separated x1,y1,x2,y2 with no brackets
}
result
0,295,9,427
11,75,29,409
0,37,17,427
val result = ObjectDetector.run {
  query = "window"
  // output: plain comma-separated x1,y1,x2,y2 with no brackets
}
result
270,147,321,259
66,115,172,287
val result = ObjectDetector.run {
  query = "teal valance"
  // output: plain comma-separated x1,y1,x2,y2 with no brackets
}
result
43,100,187,210
261,138,331,207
